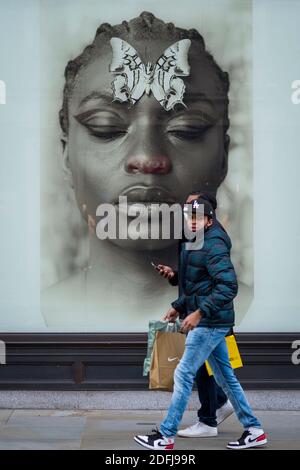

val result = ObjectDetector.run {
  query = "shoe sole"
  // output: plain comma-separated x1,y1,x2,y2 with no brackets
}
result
227,438,268,450
134,436,174,450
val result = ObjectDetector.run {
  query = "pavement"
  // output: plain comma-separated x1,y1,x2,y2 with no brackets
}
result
0,409,299,450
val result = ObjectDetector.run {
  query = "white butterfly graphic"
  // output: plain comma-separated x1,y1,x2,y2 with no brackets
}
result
109,37,191,111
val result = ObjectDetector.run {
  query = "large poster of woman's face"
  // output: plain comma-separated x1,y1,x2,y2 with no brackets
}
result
41,0,253,331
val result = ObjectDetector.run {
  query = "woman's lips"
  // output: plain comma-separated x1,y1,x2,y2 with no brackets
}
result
115,185,179,219
117,185,177,204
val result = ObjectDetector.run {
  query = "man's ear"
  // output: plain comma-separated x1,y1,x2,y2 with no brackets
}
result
220,133,230,183
61,134,74,189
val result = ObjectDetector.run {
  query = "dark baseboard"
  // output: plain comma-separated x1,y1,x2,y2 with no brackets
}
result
0,333,299,390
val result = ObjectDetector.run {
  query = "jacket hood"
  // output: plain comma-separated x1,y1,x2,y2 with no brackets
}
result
205,219,232,250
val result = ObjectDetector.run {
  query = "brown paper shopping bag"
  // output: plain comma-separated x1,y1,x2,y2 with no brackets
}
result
149,330,186,391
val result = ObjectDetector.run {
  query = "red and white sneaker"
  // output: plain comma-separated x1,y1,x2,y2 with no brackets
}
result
134,428,175,450
227,428,268,450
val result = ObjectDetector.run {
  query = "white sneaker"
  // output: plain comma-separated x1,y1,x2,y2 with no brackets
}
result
227,427,268,450
177,421,218,438
216,401,234,425
134,428,175,450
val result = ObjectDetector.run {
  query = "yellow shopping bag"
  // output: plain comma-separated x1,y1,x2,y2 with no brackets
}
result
205,335,243,376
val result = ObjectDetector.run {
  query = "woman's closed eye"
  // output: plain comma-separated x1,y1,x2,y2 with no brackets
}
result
74,110,128,141
166,124,212,141
85,125,127,140
165,111,217,142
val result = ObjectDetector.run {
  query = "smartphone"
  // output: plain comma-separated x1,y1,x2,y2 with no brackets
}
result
151,261,161,271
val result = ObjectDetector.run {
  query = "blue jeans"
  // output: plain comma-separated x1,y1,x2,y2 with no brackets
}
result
160,327,261,437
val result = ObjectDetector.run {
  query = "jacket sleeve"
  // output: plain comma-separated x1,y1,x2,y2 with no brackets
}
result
171,295,186,317
168,270,179,286
196,240,238,320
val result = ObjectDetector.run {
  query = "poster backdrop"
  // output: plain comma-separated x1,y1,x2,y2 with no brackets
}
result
0,0,299,332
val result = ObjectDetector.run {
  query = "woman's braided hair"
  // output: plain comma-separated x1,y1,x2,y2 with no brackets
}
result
59,11,230,138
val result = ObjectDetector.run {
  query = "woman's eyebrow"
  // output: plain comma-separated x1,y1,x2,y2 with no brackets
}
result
184,92,226,108
78,91,114,108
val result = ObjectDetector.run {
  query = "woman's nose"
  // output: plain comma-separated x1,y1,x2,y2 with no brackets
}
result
124,112,172,175
125,154,172,175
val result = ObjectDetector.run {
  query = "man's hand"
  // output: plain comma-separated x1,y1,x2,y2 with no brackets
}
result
157,264,175,280
163,307,179,323
181,310,202,333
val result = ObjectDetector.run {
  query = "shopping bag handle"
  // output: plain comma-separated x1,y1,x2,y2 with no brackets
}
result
166,321,180,332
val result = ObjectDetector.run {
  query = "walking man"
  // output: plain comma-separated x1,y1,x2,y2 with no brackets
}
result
156,192,233,438
134,195,267,450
